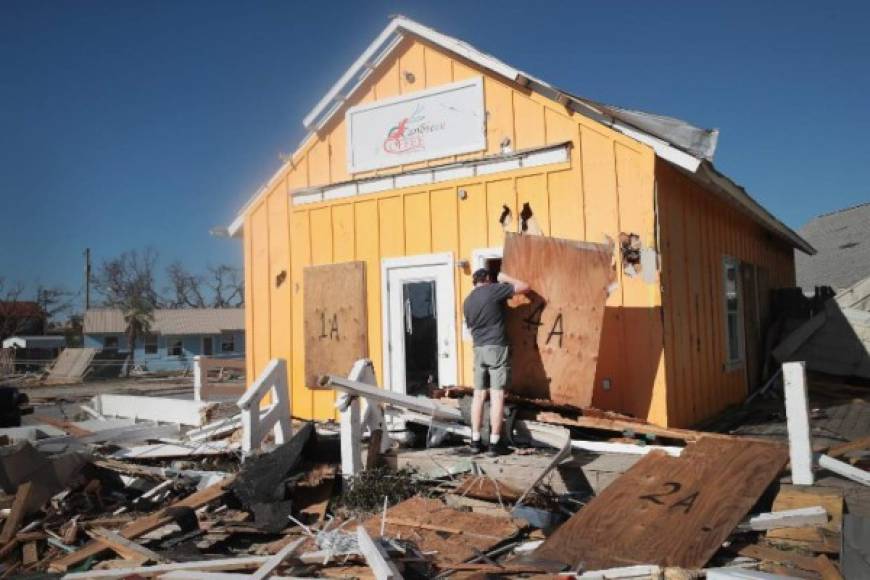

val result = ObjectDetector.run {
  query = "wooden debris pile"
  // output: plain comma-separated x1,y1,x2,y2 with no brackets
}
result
0,360,867,579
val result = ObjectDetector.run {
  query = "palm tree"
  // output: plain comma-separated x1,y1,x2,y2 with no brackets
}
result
122,296,154,377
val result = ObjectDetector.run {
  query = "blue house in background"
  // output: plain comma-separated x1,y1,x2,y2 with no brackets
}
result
83,308,245,371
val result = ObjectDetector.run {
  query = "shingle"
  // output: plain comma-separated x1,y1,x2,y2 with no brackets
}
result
796,203,870,290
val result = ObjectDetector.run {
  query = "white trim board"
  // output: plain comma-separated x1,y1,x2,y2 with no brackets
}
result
291,143,570,207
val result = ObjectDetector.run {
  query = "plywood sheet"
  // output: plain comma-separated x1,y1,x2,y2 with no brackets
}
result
502,233,614,406
526,437,789,571
303,262,368,387
362,496,520,565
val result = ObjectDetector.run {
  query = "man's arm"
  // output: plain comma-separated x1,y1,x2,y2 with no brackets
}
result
497,271,530,295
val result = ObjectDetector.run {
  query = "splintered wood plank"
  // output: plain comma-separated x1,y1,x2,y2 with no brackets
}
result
0,482,34,544
88,527,169,563
49,476,234,572
767,485,843,552
362,497,520,565
502,233,614,406
526,437,789,571
453,475,522,503
303,261,368,388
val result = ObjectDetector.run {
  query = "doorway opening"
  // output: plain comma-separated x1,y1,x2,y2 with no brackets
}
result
382,253,458,396
403,281,438,395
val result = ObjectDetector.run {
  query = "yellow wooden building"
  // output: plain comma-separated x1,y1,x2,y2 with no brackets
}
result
227,16,814,428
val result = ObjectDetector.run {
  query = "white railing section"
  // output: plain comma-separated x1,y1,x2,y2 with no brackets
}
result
237,358,292,455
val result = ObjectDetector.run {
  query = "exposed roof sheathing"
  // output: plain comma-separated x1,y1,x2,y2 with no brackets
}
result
84,308,244,335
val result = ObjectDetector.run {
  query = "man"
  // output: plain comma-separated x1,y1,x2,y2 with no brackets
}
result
463,267,530,456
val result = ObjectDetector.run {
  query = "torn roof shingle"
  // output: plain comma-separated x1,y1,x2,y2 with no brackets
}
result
84,308,244,335
796,203,870,290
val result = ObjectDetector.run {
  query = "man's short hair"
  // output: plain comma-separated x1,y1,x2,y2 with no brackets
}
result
472,268,490,285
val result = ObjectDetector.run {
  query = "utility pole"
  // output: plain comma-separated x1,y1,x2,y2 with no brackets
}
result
84,248,91,311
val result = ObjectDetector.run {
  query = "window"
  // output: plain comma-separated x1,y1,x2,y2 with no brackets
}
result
167,339,183,357
143,334,158,355
103,336,119,352
221,333,235,353
723,257,743,367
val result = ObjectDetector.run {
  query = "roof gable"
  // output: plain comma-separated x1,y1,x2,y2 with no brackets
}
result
227,16,813,255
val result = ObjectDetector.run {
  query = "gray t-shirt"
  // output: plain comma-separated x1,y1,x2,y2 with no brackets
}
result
463,283,515,347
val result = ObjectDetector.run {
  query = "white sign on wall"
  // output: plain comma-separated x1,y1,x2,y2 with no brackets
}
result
346,76,485,173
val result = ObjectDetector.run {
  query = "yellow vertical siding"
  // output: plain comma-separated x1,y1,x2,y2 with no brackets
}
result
657,160,796,426
237,35,797,428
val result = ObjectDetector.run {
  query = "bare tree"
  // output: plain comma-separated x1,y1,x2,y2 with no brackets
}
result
93,250,160,375
166,261,207,308
165,263,243,308
208,264,244,308
35,285,76,322
93,249,161,309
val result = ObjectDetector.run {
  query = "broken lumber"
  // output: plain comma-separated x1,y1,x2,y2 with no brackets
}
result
739,506,828,531
362,497,519,565
49,476,234,572
32,415,93,438
525,437,789,571
454,475,522,504
827,435,870,459
817,453,870,486
357,526,403,580
87,527,169,564
0,481,34,544
535,410,734,442
767,485,843,553
783,362,814,485
738,544,841,577
571,440,683,457
61,555,271,579
319,374,462,421
249,537,304,580
112,440,236,460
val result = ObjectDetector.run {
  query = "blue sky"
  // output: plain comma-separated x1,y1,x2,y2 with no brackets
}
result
1,1,868,306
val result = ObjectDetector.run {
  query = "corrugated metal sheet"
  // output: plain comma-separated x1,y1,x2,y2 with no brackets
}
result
84,308,244,335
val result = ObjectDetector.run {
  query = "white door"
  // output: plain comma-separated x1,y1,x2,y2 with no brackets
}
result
382,253,457,395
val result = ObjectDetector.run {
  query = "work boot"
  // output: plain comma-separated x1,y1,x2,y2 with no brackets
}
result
486,439,511,457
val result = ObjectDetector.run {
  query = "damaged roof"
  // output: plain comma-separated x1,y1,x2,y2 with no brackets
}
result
84,308,244,335
796,202,870,290
228,15,813,255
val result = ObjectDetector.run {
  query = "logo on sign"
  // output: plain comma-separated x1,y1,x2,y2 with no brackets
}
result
383,104,446,154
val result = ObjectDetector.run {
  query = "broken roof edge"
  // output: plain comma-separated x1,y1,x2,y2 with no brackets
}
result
690,160,816,255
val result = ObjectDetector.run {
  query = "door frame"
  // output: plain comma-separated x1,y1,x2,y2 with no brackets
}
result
381,252,457,393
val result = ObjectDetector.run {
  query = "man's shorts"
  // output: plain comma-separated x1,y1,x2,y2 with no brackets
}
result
473,345,510,391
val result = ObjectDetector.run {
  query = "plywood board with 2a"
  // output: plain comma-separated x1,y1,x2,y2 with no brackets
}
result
303,261,368,387
502,233,614,407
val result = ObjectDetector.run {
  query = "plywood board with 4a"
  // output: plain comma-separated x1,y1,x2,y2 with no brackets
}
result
303,261,368,388
501,233,614,407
